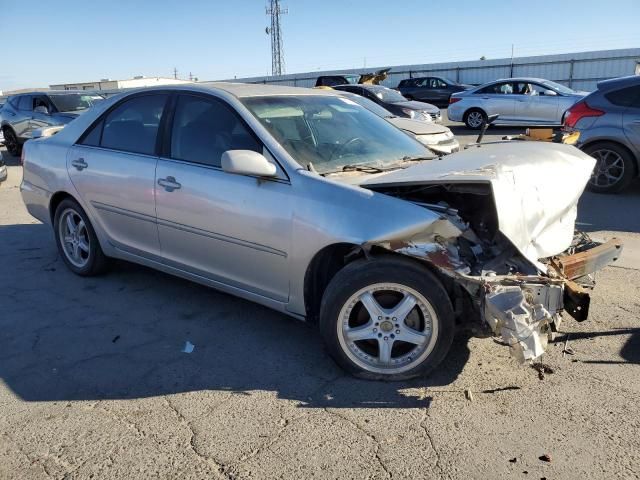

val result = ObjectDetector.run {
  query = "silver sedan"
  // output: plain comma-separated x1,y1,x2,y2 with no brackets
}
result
20,84,620,380
448,77,586,129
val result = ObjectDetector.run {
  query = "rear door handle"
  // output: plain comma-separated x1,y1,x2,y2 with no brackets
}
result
71,158,88,171
157,176,181,192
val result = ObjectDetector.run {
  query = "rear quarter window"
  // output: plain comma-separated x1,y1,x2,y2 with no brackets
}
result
605,85,640,108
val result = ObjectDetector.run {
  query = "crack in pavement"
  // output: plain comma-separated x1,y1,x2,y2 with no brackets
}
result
419,406,446,480
323,408,393,479
163,396,230,479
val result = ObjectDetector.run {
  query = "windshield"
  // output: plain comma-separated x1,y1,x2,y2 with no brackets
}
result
242,95,432,174
541,80,576,95
49,94,104,112
367,86,407,103
339,93,394,118
441,77,459,85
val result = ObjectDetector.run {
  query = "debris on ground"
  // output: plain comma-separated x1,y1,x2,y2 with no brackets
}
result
464,389,473,401
509,457,517,463
531,362,555,380
112,335,120,343
482,386,521,394
539,453,552,462
182,341,195,354
562,334,575,357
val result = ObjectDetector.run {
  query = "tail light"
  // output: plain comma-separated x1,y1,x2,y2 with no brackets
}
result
564,101,604,128
449,97,462,105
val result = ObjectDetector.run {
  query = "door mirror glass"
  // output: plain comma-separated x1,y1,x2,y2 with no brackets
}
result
34,105,49,114
221,150,277,177
542,89,557,96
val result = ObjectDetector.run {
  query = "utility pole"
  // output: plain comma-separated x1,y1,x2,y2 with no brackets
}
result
265,0,287,76
173,67,178,80
510,44,514,77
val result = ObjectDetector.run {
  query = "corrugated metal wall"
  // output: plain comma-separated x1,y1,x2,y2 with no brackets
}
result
221,48,640,92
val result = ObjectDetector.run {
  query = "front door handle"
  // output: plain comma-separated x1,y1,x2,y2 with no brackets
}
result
71,158,88,171
157,176,181,192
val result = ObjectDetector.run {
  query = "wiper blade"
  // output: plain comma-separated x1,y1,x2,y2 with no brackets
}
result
401,155,434,162
320,164,385,176
341,164,384,173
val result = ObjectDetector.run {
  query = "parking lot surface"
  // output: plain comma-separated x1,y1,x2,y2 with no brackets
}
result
2,119,640,479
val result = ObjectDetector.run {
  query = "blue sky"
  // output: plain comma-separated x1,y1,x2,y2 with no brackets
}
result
1,0,639,91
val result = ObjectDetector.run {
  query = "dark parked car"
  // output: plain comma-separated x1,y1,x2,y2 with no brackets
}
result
565,75,640,193
397,77,471,105
0,91,104,156
333,84,441,122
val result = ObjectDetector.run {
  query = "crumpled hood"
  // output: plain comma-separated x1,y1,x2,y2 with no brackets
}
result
357,142,596,266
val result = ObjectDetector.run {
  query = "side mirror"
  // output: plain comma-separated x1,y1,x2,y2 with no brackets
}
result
221,150,277,177
542,89,557,96
34,105,49,114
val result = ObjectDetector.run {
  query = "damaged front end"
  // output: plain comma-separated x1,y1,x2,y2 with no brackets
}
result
364,186,623,364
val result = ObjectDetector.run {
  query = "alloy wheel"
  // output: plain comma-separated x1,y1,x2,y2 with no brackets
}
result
590,148,625,188
466,111,484,128
58,208,91,268
337,283,439,375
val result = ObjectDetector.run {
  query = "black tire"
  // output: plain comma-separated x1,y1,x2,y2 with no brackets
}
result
319,256,455,381
583,142,636,194
464,108,487,130
53,198,109,276
3,127,22,157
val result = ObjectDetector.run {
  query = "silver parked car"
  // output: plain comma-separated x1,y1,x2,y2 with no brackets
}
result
21,84,621,380
448,77,586,129
0,91,104,156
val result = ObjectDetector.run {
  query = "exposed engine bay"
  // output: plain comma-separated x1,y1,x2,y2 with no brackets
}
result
364,182,623,363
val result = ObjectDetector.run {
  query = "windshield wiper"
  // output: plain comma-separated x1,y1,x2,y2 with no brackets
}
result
320,164,385,176
400,155,434,162
341,164,384,173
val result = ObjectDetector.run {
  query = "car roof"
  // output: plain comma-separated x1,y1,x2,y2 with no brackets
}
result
596,75,640,92
190,82,337,98
493,77,551,83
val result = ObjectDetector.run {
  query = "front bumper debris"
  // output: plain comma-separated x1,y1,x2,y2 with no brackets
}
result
380,230,623,364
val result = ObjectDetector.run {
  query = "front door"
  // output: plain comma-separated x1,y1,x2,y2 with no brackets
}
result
513,83,559,123
155,93,292,301
67,93,169,258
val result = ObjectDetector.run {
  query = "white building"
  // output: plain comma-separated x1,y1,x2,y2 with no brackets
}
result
49,76,192,91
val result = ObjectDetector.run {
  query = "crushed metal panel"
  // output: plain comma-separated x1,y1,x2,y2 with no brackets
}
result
484,285,557,363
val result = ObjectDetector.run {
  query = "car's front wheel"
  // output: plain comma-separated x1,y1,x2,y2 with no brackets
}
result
320,256,455,381
583,142,636,194
54,198,109,276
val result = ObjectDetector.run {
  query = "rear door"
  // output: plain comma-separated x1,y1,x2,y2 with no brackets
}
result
154,93,292,301
475,82,516,120
67,93,169,258
13,95,33,138
621,86,640,155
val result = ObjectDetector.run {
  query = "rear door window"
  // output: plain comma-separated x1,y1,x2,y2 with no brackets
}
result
18,96,33,111
100,94,168,155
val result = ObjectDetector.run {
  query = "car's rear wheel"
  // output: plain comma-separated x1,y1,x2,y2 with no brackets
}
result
3,128,21,157
584,142,635,194
464,109,487,129
319,256,455,381
54,198,109,276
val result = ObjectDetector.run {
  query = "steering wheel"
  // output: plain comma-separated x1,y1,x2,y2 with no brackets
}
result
331,137,364,161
